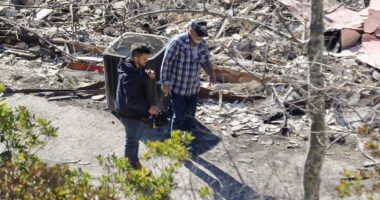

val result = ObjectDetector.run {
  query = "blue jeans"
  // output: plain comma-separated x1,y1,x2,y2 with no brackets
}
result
118,116,143,168
171,92,198,133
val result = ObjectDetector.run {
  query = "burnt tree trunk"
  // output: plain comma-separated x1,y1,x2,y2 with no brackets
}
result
303,0,326,199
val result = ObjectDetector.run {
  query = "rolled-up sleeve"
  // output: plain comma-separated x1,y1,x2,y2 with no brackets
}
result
160,39,178,85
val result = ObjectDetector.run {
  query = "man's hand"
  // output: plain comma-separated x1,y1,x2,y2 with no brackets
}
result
202,64,216,85
161,84,171,97
146,69,155,80
148,106,160,115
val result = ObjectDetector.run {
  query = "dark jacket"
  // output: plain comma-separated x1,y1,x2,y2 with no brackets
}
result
115,58,150,119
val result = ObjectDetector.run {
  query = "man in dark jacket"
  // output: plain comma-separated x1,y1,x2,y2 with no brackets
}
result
115,44,159,169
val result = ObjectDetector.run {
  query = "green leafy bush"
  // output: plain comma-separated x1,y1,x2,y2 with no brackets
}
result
0,103,57,165
97,130,195,200
0,160,117,199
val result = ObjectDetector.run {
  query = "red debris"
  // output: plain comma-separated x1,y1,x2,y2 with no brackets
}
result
64,62,104,74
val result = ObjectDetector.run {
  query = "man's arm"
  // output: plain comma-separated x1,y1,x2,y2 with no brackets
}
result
201,45,216,83
160,39,179,95
160,39,178,85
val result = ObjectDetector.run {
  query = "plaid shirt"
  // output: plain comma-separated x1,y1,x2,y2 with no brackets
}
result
160,33,211,96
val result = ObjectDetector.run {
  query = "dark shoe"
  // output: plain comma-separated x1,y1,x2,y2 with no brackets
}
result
135,161,151,175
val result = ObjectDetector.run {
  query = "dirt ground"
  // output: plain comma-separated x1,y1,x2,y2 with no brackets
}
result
3,92,367,200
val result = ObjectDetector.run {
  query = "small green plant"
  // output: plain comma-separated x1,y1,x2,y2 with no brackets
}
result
0,103,57,165
336,168,380,200
97,130,195,200
97,154,174,200
1,82,58,165
0,160,117,199
199,186,213,197
146,130,195,161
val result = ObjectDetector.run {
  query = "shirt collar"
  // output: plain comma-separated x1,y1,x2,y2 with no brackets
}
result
127,58,141,71
185,32,205,46
185,33,191,44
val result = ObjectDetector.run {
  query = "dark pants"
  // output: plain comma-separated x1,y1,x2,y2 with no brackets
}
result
118,115,143,168
171,92,198,133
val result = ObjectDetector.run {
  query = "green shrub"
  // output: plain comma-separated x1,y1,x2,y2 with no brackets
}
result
0,160,117,199
97,130,195,200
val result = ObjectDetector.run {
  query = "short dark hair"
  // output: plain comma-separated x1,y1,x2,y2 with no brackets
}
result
131,43,151,58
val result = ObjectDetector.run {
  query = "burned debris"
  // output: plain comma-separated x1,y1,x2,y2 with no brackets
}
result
0,0,379,158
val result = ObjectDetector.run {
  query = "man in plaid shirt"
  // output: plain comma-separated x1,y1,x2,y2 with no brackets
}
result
160,20,216,133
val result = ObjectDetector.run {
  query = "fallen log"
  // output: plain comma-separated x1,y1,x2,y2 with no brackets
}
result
199,86,265,102
50,38,106,54
213,65,276,84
